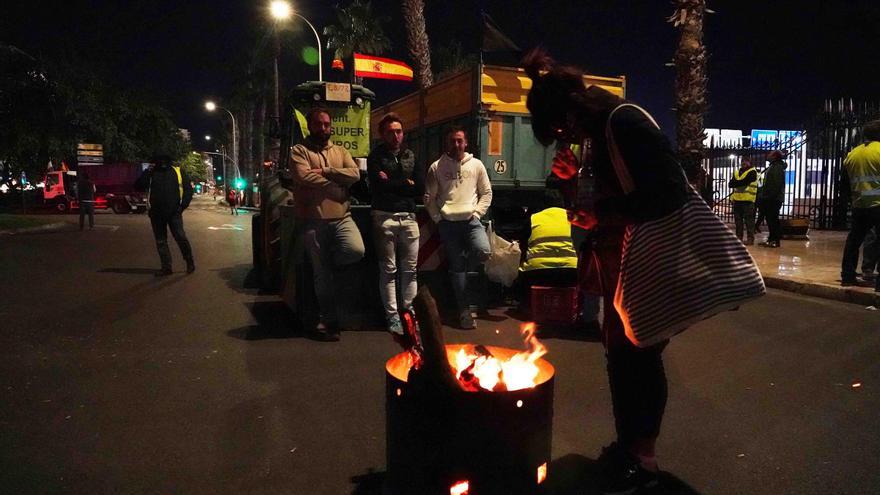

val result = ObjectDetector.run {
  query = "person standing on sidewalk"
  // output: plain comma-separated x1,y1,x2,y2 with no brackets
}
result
840,119,880,290
76,172,96,231
291,107,366,341
425,126,493,329
135,155,195,276
759,150,787,248
368,113,423,336
728,158,758,245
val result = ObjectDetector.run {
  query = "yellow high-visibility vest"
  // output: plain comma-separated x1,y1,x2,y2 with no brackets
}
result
521,207,578,272
844,141,880,209
172,166,183,200
731,167,758,202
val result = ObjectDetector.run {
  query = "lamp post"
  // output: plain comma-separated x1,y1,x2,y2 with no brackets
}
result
205,101,237,176
270,1,322,82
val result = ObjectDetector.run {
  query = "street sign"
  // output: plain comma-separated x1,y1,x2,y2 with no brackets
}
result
77,142,104,166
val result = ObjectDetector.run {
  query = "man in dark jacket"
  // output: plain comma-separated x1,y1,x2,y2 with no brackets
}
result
135,155,195,276
759,150,787,248
76,172,96,231
367,113,424,334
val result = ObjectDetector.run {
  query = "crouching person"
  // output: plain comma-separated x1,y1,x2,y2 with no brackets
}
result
291,107,366,341
368,113,424,335
425,126,493,329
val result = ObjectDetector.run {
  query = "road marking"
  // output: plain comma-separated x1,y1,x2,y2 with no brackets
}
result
208,224,244,231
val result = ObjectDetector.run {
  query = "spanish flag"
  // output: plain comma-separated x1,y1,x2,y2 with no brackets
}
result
353,53,413,82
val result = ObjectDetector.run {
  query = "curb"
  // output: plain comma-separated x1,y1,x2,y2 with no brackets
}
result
763,275,880,307
0,222,70,235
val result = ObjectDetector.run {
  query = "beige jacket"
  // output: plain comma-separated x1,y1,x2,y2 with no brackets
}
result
290,139,361,220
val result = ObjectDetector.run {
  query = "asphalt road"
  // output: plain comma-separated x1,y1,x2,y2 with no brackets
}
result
1,201,879,494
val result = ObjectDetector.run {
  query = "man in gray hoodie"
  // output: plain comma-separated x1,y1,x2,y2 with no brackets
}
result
425,126,493,329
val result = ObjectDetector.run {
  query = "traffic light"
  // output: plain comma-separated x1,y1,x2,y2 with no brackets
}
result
216,175,223,182
234,178,245,190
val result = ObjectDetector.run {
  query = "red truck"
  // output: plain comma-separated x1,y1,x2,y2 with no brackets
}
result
43,162,149,213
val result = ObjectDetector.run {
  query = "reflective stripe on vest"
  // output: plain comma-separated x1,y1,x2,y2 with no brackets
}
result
521,207,578,272
845,142,880,208
731,168,758,202
172,166,183,201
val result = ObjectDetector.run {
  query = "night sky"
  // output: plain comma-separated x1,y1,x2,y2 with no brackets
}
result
4,1,879,147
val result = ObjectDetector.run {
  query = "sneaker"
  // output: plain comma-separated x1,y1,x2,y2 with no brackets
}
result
598,443,660,495
387,314,404,336
458,310,476,330
759,241,779,248
154,267,173,277
311,322,340,342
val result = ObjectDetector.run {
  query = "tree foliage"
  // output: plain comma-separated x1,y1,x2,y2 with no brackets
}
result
0,43,187,186
324,0,392,83
179,152,208,183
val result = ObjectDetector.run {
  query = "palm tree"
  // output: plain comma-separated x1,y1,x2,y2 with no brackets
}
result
669,0,708,190
402,0,433,88
324,1,391,84
433,41,477,81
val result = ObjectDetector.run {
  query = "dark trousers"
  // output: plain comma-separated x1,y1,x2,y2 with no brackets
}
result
79,203,95,229
732,201,756,241
764,199,783,243
595,232,668,447
862,227,879,276
841,206,880,287
149,211,193,269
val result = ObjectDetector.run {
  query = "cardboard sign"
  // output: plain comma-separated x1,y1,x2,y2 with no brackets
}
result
325,83,351,103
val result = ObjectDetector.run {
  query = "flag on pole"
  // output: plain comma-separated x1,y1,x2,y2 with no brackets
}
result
353,53,413,81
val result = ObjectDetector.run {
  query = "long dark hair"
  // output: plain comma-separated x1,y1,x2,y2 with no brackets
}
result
522,48,623,146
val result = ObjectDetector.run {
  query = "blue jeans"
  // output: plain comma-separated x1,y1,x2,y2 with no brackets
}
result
437,217,491,311
303,215,366,324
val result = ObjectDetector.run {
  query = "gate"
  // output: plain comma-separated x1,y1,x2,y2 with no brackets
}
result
705,99,880,229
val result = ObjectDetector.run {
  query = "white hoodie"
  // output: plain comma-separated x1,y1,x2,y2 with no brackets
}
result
425,152,493,222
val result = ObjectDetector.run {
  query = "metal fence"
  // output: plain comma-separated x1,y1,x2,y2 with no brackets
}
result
706,99,880,229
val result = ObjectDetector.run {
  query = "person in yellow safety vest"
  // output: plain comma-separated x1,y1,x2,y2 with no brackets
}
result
727,158,759,245
840,119,880,290
519,189,578,312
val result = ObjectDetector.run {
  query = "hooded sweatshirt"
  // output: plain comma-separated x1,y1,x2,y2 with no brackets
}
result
425,152,493,222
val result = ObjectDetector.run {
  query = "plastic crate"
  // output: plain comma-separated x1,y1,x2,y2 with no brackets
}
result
530,286,579,324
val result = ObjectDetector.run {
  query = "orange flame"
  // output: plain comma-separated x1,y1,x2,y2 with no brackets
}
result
450,480,469,495
452,322,547,391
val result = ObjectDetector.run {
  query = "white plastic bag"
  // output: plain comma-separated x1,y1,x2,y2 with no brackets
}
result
484,221,521,287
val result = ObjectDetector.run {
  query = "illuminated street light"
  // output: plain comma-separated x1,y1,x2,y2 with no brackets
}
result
270,0,292,20
205,101,216,112
205,135,211,141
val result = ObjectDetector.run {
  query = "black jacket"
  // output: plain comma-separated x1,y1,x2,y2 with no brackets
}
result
367,143,423,213
760,159,787,203
593,105,690,225
135,165,193,215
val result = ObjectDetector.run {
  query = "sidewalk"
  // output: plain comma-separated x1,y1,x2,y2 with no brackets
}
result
746,228,880,306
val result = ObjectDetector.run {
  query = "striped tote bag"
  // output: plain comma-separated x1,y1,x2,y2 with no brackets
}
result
607,104,765,347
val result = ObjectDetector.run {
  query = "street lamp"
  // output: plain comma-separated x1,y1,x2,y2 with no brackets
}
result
204,101,237,190
205,135,211,141
270,1,322,82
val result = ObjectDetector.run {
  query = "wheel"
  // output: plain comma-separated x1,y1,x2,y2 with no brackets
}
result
55,199,69,213
111,201,127,214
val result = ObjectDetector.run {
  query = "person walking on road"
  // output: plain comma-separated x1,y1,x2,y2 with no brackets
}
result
368,113,424,336
523,48,691,495
425,126,493,330
759,150,787,248
76,172,96,231
227,187,238,215
135,155,195,276
290,107,366,342
728,158,759,245
840,119,880,291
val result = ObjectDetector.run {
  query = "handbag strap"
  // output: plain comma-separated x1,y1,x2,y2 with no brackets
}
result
605,103,661,195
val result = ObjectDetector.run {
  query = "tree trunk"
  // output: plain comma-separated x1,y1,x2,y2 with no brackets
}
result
402,0,434,88
672,0,708,192
243,103,254,206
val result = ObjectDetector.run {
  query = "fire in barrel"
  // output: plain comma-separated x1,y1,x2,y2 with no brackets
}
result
385,289,555,495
